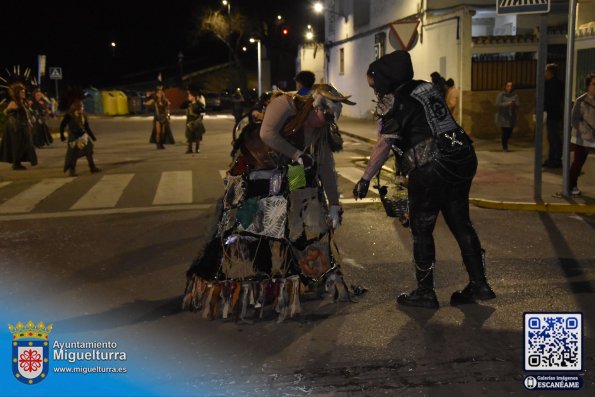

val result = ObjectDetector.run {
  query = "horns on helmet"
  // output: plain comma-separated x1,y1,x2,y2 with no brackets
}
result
313,84,356,105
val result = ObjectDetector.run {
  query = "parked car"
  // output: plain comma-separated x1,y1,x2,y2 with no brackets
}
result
204,92,221,111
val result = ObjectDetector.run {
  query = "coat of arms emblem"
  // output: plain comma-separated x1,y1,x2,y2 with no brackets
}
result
8,321,52,385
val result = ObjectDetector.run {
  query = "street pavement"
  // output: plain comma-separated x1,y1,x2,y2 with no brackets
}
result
0,116,593,396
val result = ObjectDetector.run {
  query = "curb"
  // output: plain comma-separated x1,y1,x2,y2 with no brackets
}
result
469,198,595,214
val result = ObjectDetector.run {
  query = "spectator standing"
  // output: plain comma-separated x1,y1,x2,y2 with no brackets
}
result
445,78,459,116
495,81,520,152
231,89,245,124
430,71,447,99
568,73,595,196
543,63,564,168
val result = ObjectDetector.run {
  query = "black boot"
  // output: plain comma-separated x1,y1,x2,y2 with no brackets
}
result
195,143,200,153
397,265,439,309
186,144,193,154
68,168,78,177
88,157,101,173
451,249,496,305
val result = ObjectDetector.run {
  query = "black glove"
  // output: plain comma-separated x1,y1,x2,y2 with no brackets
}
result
92,136,97,142
353,178,370,199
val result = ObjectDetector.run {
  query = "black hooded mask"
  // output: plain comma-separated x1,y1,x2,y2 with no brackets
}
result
367,50,414,96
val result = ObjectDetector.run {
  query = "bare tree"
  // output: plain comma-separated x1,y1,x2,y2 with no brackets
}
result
199,8,248,91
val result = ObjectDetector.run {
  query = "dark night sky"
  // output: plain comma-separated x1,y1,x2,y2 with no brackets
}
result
1,0,321,89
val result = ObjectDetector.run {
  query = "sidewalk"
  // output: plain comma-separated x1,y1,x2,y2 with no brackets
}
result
338,116,595,214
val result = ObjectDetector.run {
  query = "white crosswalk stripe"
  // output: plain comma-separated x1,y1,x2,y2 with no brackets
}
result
336,167,365,184
153,171,193,205
71,174,134,210
0,178,74,214
0,166,376,219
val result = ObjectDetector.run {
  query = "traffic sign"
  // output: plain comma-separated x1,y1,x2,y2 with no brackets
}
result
49,67,62,80
497,0,550,15
389,19,420,51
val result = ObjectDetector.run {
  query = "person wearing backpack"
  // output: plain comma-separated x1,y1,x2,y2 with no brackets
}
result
353,50,496,309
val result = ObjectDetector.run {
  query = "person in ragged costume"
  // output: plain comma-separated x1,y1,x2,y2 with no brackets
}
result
353,50,496,309
182,84,356,322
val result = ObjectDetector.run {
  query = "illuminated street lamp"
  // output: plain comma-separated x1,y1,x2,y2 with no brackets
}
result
306,31,314,41
313,1,348,22
249,38,262,97
111,41,116,56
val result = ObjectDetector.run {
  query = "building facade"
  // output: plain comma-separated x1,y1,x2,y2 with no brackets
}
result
298,0,595,138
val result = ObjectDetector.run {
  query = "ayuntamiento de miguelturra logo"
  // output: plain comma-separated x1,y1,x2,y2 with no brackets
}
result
9,321,52,385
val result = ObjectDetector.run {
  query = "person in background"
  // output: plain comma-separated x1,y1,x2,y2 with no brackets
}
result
0,82,37,170
144,85,174,149
231,88,245,124
495,81,519,152
30,88,54,148
59,100,101,177
430,71,447,99
445,78,459,117
568,73,595,196
543,63,564,168
184,87,206,154
295,70,316,96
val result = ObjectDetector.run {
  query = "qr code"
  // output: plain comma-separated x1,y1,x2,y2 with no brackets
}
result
524,313,582,371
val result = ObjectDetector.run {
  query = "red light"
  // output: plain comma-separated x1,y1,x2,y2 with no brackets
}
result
282,28,288,36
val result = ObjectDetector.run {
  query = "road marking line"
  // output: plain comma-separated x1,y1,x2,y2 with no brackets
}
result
153,171,192,205
0,181,13,190
0,204,213,222
71,174,134,210
336,167,364,184
0,178,74,214
342,258,365,269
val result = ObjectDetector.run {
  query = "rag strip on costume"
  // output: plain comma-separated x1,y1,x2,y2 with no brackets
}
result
183,115,351,322
183,173,350,322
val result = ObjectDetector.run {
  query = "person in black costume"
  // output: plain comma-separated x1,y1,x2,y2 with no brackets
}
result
0,82,38,170
30,88,54,148
59,100,101,177
353,50,496,309
184,88,206,154
144,85,175,149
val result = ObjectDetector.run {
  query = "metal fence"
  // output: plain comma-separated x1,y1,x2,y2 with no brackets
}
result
471,59,537,91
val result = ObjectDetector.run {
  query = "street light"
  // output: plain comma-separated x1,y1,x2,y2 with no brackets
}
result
305,24,314,41
313,1,348,22
111,41,116,56
249,38,262,97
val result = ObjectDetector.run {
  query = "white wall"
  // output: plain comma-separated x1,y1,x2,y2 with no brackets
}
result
297,44,325,84
324,1,467,119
